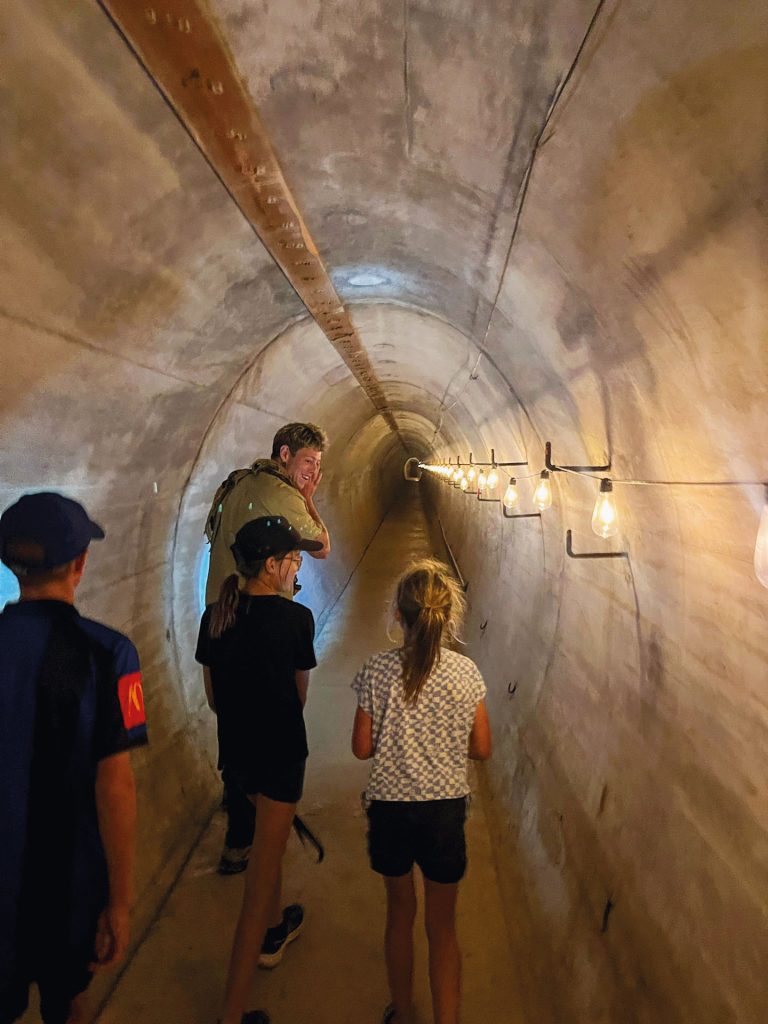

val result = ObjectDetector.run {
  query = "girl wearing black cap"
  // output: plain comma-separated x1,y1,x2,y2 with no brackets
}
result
195,516,322,1024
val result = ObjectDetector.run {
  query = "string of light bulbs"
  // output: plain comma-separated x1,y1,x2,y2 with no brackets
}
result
419,446,768,589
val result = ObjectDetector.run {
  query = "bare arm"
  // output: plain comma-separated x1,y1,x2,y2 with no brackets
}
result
91,751,137,970
203,666,216,713
296,669,311,708
305,511,330,559
352,706,374,760
468,700,492,760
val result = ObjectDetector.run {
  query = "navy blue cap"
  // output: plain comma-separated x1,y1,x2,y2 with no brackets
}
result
231,515,322,570
0,492,105,574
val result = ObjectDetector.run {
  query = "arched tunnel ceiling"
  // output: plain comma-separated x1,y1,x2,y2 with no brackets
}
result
1,0,765,509
29,0,603,464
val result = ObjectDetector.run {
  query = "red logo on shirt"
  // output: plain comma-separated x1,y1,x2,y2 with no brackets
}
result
118,672,146,730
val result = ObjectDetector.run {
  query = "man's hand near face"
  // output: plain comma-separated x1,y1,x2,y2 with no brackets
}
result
297,466,322,503
300,468,330,557
279,445,331,558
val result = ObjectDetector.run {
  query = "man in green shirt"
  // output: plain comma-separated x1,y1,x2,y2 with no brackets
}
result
203,422,330,876
205,422,330,605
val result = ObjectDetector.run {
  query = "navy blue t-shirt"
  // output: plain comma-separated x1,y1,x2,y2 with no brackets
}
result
196,595,316,773
0,600,148,981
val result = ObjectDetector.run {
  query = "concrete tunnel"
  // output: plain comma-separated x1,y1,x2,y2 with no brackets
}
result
2,1,768,1022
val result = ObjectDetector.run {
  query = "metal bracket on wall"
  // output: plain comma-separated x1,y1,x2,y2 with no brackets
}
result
503,509,541,520
565,530,627,560
471,447,528,468
545,441,610,473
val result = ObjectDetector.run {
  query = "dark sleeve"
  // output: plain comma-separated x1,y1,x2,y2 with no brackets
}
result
195,608,212,666
95,636,148,760
293,605,317,671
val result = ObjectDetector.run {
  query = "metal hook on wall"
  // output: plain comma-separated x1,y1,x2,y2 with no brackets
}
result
565,530,627,560
472,447,528,468
545,441,610,474
503,508,541,520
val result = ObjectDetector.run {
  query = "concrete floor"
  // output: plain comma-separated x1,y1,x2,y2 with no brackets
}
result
96,489,522,1024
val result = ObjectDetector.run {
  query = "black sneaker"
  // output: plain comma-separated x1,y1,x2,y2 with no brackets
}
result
217,844,251,876
258,904,304,968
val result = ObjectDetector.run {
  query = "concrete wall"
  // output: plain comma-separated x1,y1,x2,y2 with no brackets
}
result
421,4,768,1020
2,0,767,1020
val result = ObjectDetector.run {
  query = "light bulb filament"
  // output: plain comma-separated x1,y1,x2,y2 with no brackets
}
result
591,479,619,539
533,471,552,511
503,478,519,510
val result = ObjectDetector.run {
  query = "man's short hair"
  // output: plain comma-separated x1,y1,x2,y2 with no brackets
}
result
271,423,328,459
3,538,72,583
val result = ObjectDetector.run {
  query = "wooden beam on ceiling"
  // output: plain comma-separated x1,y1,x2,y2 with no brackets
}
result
99,0,404,442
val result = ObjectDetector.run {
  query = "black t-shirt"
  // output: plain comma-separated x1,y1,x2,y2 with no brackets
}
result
195,595,316,772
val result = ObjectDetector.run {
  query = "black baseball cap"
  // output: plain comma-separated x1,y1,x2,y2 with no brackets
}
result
231,515,323,569
0,492,105,575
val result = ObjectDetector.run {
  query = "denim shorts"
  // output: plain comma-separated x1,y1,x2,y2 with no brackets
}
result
366,797,468,884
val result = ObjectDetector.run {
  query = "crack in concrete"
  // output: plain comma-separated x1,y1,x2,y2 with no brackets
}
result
0,307,205,387
403,0,413,159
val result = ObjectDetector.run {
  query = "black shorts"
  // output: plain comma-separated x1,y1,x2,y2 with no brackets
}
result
366,797,468,884
230,759,306,804
1,959,92,1024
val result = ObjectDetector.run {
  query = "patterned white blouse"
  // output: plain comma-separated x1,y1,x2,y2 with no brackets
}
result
352,647,486,802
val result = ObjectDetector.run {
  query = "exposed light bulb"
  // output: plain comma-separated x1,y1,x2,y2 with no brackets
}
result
487,468,499,492
591,478,619,539
477,469,488,492
456,468,465,482
502,478,519,510
460,477,469,492
755,487,768,588
467,467,476,484
452,468,460,483
533,470,552,511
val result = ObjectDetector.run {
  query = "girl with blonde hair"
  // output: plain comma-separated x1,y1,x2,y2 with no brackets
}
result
351,558,492,1024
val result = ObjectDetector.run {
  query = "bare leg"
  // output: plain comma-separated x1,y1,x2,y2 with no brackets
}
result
383,873,417,1023
221,795,296,1024
423,878,461,1024
65,991,87,1024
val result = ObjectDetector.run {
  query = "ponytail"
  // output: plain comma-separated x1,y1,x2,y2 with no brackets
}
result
396,558,465,704
209,573,241,639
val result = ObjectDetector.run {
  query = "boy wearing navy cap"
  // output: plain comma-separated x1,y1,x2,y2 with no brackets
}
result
0,493,148,1024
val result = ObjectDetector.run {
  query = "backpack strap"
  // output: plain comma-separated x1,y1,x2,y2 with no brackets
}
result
204,468,253,544
204,461,299,544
